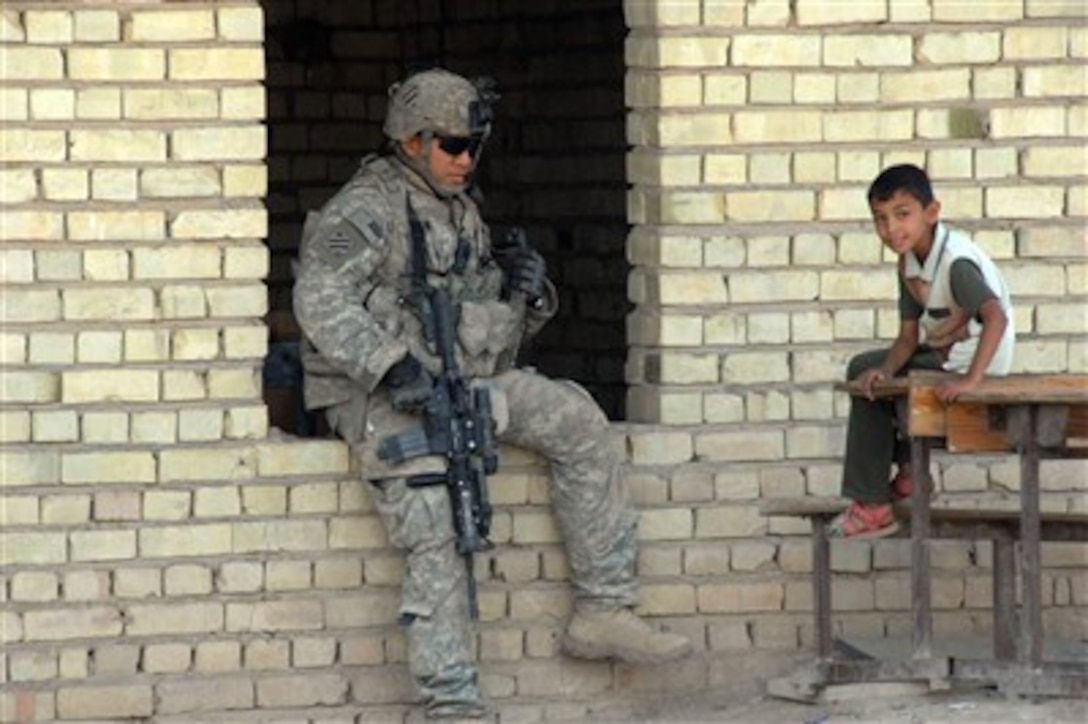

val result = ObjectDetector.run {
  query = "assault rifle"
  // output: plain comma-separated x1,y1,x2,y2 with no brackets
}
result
376,284,497,620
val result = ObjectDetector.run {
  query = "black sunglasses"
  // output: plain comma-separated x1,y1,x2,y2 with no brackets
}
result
435,134,483,158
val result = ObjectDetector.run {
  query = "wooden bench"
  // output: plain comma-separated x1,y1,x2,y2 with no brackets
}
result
762,371,1088,699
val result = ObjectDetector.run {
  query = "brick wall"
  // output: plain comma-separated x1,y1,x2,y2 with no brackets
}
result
1,0,1085,721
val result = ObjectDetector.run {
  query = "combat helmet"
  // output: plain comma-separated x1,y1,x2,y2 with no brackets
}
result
383,68,496,142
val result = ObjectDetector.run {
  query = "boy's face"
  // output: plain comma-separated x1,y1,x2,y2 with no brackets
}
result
869,190,940,256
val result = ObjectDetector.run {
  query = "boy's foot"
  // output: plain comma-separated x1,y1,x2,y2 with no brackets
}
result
891,470,936,501
828,500,899,539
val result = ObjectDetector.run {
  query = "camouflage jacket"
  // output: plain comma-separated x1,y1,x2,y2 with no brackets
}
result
293,153,556,423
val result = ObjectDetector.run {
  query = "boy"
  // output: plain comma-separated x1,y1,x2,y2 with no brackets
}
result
829,164,1015,538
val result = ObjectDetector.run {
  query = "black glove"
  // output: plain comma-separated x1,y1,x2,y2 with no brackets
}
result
492,229,547,302
382,354,434,413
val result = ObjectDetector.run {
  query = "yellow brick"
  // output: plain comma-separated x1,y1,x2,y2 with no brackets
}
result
62,370,158,404
172,328,220,361
76,87,121,119
28,331,74,364
140,524,233,558
704,74,746,104
143,491,191,521
1025,66,1087,97
2,371,61,404
723,351,790,383
1003,26,1068,59
193,486,240,517
224,406,268,440
159,447,257,483
3,210,64,240
125,88,218,120
69,48,164,81
654,271,728,305
178,408,224,441
1025,145,1088,176
223,246,269,280
0,46,64,80
222,86,265,119
223,164,267,197
796,0,887,24
657,190,726,223
130,9,214,41
257,440,348,477
824,34,912,66
132,246,220,279
143,643,192,674
881,69,971,103
0,87,29,121
36,249,81,281
0,247,33,282
655,112,733,145
933,0,1022,21
25,9,72,42
171,208,267,239
41,168,89,201
162,369,207,401
165,564,213,596
124,329,171,362
919,31,1001,64
11,571,57,601
732,34,820,66
23,607,123,641
74,10,120,42
30,88,74,120
127,601,223,635
985,185,1066,218
63,287,155,321
727,190,814,222
77,330,122,364
747,0,792,26
62,452,155,485
91,168,138,201
750,71,793,103
32,410,79,442
207,368,261,400
70,530,137,561
734,110,822,143
69,130,166,162
218,6,264,41
169,48,263,80
824,110,913,142
1,531,67,565
1,496,39,526
82,248,128,281
141,167,221,198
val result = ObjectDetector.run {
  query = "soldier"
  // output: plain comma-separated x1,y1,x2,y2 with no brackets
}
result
293,68,692,720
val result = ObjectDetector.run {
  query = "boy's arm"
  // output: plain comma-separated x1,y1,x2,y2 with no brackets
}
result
935,260,1008,402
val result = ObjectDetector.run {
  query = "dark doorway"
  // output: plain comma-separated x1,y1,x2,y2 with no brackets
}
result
261,1,631,430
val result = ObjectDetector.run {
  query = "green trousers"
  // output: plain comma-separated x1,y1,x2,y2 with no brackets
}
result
840,347,943,504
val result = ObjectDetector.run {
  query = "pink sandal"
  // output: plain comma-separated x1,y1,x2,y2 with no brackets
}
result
828,500,899,539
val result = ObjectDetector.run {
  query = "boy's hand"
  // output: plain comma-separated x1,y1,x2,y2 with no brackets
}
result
936,375,979,403
856,367,890,400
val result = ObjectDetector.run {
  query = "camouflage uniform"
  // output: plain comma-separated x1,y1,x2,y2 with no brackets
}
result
294,69,683,718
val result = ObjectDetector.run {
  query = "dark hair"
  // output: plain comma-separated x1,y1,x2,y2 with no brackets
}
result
867,164,935,207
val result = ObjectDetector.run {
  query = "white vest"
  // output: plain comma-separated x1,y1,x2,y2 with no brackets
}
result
902,222,1015,375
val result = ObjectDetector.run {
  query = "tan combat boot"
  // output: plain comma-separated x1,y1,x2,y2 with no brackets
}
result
561,605,693,664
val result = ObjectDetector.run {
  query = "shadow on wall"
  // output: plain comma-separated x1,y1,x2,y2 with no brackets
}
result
260,1,631,433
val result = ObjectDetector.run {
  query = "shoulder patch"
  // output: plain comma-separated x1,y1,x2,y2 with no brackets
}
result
311,219,369,268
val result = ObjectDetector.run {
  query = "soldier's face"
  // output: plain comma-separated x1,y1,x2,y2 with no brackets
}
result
404,134,478,189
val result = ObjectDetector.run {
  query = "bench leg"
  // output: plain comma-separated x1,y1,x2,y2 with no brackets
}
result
910,436,932,660
1010,405,1044,669
992,537,1017,661
812,516,832,662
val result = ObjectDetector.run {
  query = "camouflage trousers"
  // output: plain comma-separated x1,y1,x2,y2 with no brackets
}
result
337,368,639,706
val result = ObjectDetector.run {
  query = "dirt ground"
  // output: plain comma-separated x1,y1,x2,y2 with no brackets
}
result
574,650,1086,724
595,688,1088,723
